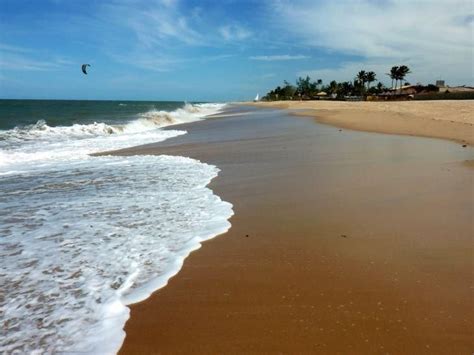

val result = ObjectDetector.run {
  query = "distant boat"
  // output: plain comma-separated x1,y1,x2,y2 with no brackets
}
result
254,93,259,102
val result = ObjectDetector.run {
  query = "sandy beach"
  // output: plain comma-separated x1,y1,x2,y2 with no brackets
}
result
251,100,474,147
114,104,473,354
4,0,474,352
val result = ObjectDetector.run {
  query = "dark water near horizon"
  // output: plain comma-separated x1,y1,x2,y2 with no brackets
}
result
0,99,190,130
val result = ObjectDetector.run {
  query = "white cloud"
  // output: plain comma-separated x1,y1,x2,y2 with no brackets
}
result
219,25,252,41
110,51,234,72
271,0,473,85
108,51,183,72
298,60,396,85
103,1,203,47
0,43,32,53
94,0,208,72
299,57,470,87
0,45,73,71
0,56,58,71
99,1,238,72
250,54,309,61
199,54,235,62
160,0,177,7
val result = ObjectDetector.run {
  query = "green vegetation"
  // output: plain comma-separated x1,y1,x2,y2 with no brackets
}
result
262,65,415,101
414,91,474,100
386,65,411,91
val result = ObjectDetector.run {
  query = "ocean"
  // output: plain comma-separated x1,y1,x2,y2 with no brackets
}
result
0,99,233,353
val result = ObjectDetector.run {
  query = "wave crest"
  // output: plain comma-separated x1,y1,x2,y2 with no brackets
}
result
129,103,225,131
0,102,226,172
0,103,225,143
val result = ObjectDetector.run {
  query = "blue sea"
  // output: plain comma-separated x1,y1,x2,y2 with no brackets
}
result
0,100,190,130
0,100,233,353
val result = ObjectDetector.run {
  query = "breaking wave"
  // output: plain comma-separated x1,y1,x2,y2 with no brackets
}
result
0,103,226,172
0,101,233,353
0,103,225,143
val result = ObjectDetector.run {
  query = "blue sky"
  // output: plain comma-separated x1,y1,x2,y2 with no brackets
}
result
0,0,472,101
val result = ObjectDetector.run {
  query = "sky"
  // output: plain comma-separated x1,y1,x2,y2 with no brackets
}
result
0,0,472,101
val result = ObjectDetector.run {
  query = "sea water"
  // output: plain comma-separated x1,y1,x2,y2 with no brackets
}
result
0,100,233,353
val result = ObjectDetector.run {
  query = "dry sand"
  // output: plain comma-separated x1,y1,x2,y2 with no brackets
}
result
115,105,473,354
252,100,474,146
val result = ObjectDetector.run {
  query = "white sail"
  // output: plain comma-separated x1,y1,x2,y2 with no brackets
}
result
254,93,259,102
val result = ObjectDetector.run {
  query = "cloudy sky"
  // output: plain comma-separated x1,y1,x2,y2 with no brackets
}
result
0,0,472,101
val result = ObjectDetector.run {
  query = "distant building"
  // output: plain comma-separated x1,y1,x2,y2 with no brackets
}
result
433,78,474,93
386,84,418,95
443,85,474,93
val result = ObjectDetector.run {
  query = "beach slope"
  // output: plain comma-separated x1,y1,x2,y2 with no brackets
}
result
116,105,473,354
252,100,473,146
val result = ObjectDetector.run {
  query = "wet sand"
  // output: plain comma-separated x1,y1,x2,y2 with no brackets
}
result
252,100,474,146
116,106,473,354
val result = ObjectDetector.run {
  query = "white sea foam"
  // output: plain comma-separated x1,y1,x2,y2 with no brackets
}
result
0,103,233,353
0,103,226,172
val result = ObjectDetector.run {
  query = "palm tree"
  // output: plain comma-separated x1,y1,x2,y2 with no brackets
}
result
376,82,384,93
366,71,376,90
357,70,367,89
387,66,399,90
396,65,411,90
316,79,323,90
340,81,353,96
328,80,338,94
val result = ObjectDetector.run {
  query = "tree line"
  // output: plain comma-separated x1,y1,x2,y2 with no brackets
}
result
262,65,411,101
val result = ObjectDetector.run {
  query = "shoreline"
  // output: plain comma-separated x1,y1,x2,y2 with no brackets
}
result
117,105,473,354
248,100,474,146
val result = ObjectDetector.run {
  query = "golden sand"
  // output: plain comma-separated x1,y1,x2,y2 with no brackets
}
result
117,106,473,354
252,100,474,145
